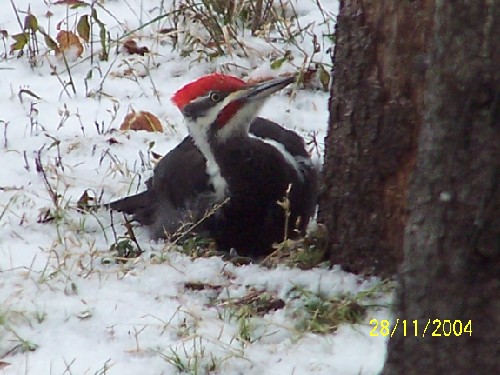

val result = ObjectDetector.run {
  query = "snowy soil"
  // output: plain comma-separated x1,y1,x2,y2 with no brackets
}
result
0,1,390,374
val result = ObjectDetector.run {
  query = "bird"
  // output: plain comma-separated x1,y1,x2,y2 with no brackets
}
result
108,73,318,256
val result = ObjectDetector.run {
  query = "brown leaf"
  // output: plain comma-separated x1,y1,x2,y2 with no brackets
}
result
0,361,11,370
107,137,119,145
158,28,175,34
56,30,83,59
37,208,55,224
77,189,97,212
150,150,163,160
119,110,163,132
54,0,86,5
184,282,223,292
122,39,150,56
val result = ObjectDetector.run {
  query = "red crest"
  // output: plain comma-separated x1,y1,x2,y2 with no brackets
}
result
171,73,246,110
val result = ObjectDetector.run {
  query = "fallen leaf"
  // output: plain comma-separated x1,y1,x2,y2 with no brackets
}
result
77,189,97,212
54,0,86,5
120,110,163,132
10,32,28,52
56,30,83,59
122,39,150,56
0,361,11,370
77,15,90,42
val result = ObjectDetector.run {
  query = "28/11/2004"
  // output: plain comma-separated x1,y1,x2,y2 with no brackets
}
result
369,319,472,337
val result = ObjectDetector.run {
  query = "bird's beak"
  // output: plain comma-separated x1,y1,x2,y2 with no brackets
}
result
232,75,296,103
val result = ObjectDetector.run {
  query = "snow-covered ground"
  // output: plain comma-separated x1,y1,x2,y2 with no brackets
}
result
0,1,390,374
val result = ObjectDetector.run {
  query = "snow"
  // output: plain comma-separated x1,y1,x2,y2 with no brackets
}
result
0,1,390,374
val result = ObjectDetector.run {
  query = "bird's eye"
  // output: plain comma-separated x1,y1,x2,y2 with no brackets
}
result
209,91,221,103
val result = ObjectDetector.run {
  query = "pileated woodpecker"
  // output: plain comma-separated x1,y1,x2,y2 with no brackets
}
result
109,74,318,256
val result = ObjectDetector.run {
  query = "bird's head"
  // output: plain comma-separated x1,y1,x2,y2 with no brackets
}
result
171,73,295,144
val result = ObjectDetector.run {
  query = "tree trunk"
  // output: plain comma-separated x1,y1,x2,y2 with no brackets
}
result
383,1,500,374
319,0,433,277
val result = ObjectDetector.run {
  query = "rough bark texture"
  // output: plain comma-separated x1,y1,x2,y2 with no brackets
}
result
319,0,433,276
383,1,500,374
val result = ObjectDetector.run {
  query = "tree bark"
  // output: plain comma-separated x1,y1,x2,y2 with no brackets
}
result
319,0,433,277
383,1,500,373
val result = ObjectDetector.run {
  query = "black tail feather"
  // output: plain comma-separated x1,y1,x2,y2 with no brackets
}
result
107,191,157,226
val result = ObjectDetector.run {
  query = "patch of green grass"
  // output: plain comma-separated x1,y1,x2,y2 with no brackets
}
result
288,281,394,334
34,308,47,324
216,288,285,343
0,309,39,357
219,289,285,318
178,235,219,258
109,238,142,261
236,306,253,343
156,337,219,375
300,293,365,333
10,332,39,353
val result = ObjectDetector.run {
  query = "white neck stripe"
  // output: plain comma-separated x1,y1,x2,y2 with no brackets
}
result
250,135,311,182
186,119,228,201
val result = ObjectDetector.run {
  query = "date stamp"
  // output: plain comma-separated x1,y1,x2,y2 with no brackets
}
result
369,319,472,337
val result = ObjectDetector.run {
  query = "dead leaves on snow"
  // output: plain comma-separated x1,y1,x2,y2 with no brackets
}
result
119,110,163,132
122,39,150,56
183,281,286,317
56,30,84,59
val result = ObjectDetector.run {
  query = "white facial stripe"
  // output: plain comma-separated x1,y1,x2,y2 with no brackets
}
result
195,107,219,129
187,92,242,135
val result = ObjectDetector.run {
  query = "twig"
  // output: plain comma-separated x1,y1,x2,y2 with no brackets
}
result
35,147,59,208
